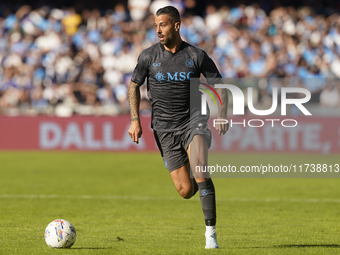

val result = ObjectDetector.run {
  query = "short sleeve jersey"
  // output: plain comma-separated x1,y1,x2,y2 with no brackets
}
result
131,41,222,132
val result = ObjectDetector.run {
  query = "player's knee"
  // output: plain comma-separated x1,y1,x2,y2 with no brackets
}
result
178,186,193,199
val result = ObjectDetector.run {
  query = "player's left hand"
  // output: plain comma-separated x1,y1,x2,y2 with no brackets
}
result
214,117,229,136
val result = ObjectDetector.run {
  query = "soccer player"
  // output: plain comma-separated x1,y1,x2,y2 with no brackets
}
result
128,6,228,249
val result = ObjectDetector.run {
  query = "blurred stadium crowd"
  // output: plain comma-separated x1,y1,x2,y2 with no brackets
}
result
0,0,340,116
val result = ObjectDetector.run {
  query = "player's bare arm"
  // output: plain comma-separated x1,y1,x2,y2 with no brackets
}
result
216,87,229,135
128,81,142,144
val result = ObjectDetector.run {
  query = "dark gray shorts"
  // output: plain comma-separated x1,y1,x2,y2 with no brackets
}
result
154,123,212,172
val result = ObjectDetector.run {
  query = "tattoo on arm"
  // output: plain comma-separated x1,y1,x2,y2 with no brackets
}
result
128,81,141,121
216,87,228,118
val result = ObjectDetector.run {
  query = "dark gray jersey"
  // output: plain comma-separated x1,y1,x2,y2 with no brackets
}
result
131,41,221,132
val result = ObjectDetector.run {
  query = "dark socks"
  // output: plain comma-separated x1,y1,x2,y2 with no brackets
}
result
197,179,216,226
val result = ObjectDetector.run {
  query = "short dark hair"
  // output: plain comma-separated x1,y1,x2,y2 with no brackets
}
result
156,6,181,24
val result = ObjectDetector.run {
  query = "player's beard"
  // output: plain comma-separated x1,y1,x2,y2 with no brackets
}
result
159,27,176,47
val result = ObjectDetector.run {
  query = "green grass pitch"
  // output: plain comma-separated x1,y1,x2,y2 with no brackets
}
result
0,151,340,254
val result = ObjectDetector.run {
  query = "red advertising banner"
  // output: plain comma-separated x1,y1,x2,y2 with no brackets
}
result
0,116,157,151
0,116,339,153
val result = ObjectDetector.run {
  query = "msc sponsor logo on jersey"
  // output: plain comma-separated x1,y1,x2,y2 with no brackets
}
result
154,72,165,82
154,71,194,83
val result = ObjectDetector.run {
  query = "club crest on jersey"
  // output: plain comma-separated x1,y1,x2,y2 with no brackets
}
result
185,59,194,68
155,71,165,83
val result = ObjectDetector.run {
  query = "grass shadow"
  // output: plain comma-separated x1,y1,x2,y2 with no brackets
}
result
71,247,112,250
234,244,340,250
276,244,340,248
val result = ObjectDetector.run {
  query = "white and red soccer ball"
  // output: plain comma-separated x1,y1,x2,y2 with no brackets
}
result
44,219,76,248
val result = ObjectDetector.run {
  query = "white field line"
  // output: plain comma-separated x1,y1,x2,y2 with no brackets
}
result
1,194,340,203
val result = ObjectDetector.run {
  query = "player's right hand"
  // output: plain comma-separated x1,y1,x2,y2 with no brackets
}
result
215,117,229,136
128,120,143,144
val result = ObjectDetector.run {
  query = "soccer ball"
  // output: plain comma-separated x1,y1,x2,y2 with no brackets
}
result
44,219,76,248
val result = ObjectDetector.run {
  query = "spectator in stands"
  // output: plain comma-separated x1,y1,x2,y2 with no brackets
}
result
0,2,340,116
